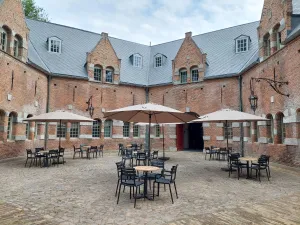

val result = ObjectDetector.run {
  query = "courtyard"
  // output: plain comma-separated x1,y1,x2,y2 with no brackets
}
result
0,151,300,225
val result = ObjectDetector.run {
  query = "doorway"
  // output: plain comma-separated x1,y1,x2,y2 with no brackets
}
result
176,123,203,151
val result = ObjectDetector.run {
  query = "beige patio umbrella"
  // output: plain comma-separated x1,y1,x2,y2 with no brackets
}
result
191,108,269,155
104,103,198,153
24,111,94,149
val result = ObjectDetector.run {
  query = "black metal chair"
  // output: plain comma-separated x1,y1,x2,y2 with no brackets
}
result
25,149,36,167
89,146,98,159
148,160,165,189
204,147,216,160
58,148,65,164
48,149,59,167
117,167,144,208
153,164,178,204
99,144,104,157
35,147,45,166
73,145,81,159
122,149,133,166
136,152,147,166
250,157,270,182
228,154,247,179
218,147,228,161
115,161,125,197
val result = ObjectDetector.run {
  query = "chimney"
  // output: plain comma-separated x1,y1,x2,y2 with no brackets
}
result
185,31,192,38
101,32,108,39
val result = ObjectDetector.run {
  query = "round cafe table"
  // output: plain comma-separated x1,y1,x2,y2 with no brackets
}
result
134,166,159,200
239,157,258,179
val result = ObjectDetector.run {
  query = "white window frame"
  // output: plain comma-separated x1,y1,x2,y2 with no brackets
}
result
92,120,101,138
105,68,113,83
48,37,62,53
70,122,80,138
104,120,112,137
94,66,102,81
7,114,15,140
191,68,199,82
236,37,248,53
180,69,187,84
123,122,130,137
133,124,139,137
13,39,19,57
57,122,67,138
155,55,162,68
133,54,142,68
0,29,7,52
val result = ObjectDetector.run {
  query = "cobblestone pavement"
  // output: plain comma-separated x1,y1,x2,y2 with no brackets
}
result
0,151,300,225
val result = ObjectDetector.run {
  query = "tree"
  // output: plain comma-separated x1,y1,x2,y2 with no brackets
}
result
22,0,50,22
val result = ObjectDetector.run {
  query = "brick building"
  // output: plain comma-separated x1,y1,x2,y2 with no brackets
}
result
0,0,299,166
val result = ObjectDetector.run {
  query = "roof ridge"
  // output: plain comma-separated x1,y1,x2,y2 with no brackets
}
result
151,21,259,47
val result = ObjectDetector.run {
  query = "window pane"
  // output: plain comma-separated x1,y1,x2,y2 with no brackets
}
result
92,120,101,138
70,122,79,138
106,70,113,83
57,122,67,138
133,124,139,137
155,56,162,67
224,122,233,139
155,125,160,137
104,120,112,137
180,71,187,83
123,122,130,137
94,67,102,81
191,69,199,82
133,55,142,67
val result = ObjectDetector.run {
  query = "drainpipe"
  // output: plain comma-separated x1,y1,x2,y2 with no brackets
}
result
145,87,150,150
44,74,51,150
239,75,244,156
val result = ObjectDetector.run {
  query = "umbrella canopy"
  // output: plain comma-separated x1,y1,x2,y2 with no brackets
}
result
104,103,197,123
23,111,94,122
191,109,269,123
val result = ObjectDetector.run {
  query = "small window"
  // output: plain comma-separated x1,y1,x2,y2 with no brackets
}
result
48,37,61,53
155,125,160,137
7,113,16,140
236,38,248,53
276,113,285,144
266,114,274,143
104,120,112,137
180,69,187,84
92,120,101,138
133,124,139,137
123,122,130,137
57,122,67,138
0,30,7,51
106,68,113,83
70,122,80,138
224,122,233,139
191,68,199,82
155,56,162,67
94,66,102,81
276,31,281,51
34,123,40,139
133,54,142,68
13,39,19,57
264,34,271,57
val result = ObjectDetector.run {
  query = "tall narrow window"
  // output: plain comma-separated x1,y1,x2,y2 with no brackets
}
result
25,115,33,140
0,110,5,141
57,122,67,138
106,68,113,83
70,122,80,138
133,124,139,137
104,120,112,137
133,54,142,68
180,69,187,84
13,39,19,57
266,114,274,143
256,122,260,141
34,123,40,139
264,34,271,57
94,66,102,81
92,120,101,138
0,30,7,51
123,122,130,137
155,125,160,137
224,122,233,139
277,113,285,144
276,32,281,51
155,56,162,67
191,68,199,82
7,112,16,140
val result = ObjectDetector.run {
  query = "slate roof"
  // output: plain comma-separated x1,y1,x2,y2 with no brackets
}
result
26,18,260,86
293,0,300,14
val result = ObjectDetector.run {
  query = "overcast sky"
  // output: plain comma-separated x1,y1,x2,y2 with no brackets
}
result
35,0,264,45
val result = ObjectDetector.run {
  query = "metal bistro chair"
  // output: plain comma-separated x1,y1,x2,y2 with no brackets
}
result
89,146,98,159
35,147,45,166
58,148,65,165
25,149,36,168
99,144,104,157
118,144,123,156
228,153,247,180
48,149,59,167
117,167,144,208
136,152,147,166
115,161,125,197
204,147,216,160
250,156,270,182
122,149,133,166
148,160,165,190
153,164,179,204
218,147,228,161
73,145,82,159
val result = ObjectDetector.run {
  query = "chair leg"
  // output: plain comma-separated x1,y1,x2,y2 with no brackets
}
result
258,170,261,182
266,168,270,181
169,184,174,204
174,182,178,199
25,158,28,167
157,183,160,196
117,184,122,204
153,182,155,200
134,186,137,208
115,179,120,197
29,158,33,168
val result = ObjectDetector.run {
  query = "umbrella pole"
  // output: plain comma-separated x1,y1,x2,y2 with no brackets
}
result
226,120,229,150
148,114,151,154
59,119,62,149
163,124,165,158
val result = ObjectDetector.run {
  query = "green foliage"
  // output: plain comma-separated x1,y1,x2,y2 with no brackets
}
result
22,0,49,22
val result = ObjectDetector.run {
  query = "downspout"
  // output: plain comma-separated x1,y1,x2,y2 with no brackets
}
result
145,87,150,150
239,75,244,156
44,74,51,150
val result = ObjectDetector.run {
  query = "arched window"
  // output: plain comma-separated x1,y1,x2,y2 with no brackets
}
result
133,123,139,137
105,67,114,83
94,66,102,81
92,119,101,138
191,67,199,82
179,68,187,84
104,120,112,137
0,26,11,52
263,33,271,57
25,115,33,140
0,110,5,141
13,34,22,58
266,114,274,143
276,113,285,144
48,36,62,53
123,122,130,137
7,112,17,140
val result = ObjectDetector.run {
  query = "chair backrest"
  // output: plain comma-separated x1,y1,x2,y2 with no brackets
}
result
229,154,240,165
151,159,164,169
90,146,98,150
121,168,136,182
118,143,123,150
59,148,64,155
125,149,133,157
260,154,270,164
49,149,58,156
139,143,143,150
73,145,81,151
152,150,159,159
116,161,124,177
137,152,146,160
170,164,178,181
26,149,33,155
258,157,268,165
99,145,104,150
35,147,43,153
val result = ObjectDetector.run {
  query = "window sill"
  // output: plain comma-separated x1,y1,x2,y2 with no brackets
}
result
104,137,112,139
89,79,102,83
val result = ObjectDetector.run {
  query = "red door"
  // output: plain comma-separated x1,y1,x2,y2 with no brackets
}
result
176,124,184,151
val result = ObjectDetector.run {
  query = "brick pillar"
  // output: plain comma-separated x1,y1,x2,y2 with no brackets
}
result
66,122,71,141
252,122,257,142
1,115,8,141
270,30,277,54
274,118,280,144
29,121,35,140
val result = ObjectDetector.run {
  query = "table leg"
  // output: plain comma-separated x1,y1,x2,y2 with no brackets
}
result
144,172,148,197
246,161,250,179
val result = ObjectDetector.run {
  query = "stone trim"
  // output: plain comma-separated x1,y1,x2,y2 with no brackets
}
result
216,136,224,141
258,121,267,126
216,123,224,128
48,135,57,140
79,134,93,139
169,135,176,139
80,122,93,126
243,122,250,127
203,136,210,141
243,137,249,142
284,138,298,146
258,137,268,143
15,135,26,141
202,123,210,127
232,122,240,128
233,136,240,142
112,134,123,139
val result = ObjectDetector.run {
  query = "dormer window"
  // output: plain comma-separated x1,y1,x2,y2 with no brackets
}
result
133,54,142,68
235,35,250,53
154,53,167,68
48,37,61,53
